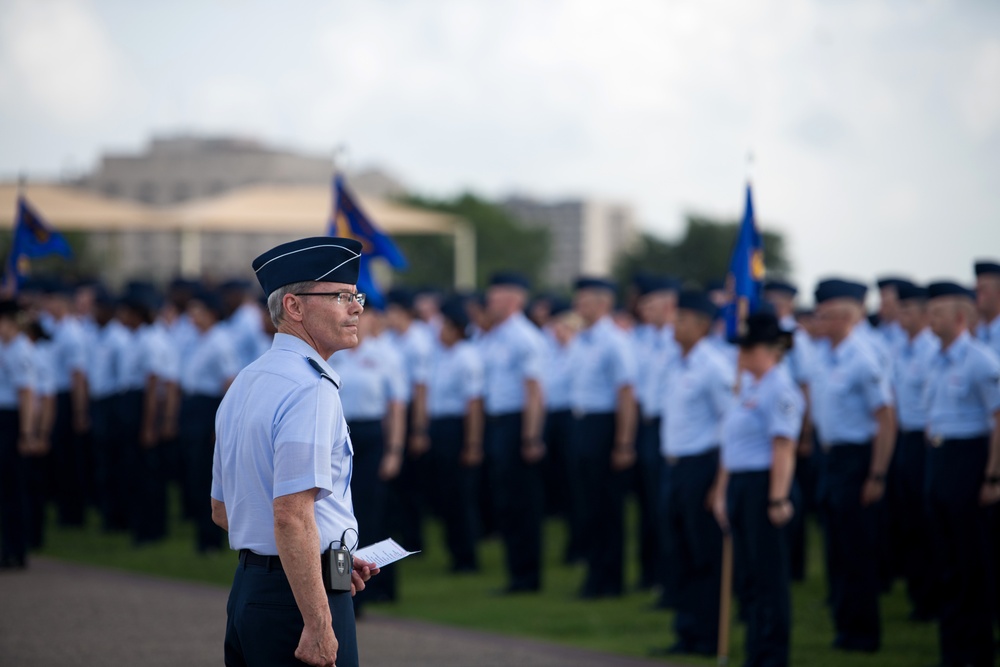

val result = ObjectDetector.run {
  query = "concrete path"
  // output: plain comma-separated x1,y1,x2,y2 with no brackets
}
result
0,558,674,666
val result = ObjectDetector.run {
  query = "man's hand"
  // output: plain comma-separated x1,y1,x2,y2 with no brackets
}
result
768,500,794,527
350,557,380,596
140,423,158,449
294,622,338,667
980,481,1000,506
460,443,483,467
408,432,430,458
378,451,403,482
860,477,885,507
73,411,90,435
610,444,635,471
521,437,545,464
17,434,35,456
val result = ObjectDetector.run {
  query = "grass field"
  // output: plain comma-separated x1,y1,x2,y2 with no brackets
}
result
39,491,941,666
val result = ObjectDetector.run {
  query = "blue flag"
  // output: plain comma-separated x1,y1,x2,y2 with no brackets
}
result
328,174,407,306
3,195,73,293
724,183,765,342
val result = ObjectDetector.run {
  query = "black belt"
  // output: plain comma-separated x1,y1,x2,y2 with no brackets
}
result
239,549,284,571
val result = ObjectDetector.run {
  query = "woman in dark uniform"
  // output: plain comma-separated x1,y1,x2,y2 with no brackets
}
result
712,312,805,667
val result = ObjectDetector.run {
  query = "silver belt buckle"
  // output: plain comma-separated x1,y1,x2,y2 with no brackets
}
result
572,408,586,419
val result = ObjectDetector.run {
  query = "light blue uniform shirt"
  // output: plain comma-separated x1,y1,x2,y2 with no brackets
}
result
88,320,130,400
568,317,636,414
32,340,56,397
924,331,1000,440
480,312,546,416
180,325,240,397
877,320,906,350
386,323,434,392
50,317,87,392
779,316,814,387
634,325,679,418
977,314,1000,360
327,336,407,421
165,314,199,361
541,329,573,412
212,333,357,556
0,335,36,408
120,325,179,391
660,338,735,457
891,329,939,432
428,340,484,419
722,366,805,472
224,303,266,369
809,329,893,446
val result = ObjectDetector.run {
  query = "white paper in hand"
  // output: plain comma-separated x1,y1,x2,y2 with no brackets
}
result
353,538,420,568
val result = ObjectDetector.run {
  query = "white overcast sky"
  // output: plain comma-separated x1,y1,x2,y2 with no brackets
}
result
1,0,998,296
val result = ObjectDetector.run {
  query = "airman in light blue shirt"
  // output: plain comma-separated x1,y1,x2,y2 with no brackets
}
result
892,328,938,433
974,261,1000,359
428,339,484,419
568,316,636,414
89,319,130,401
722,366,805,472
924,330,1000,441
480,310,546,416
660,337,734,457
180,325,240,397
0,333,36,409
328,334,407,422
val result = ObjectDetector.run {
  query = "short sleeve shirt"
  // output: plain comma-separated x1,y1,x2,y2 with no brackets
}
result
722,366,805,472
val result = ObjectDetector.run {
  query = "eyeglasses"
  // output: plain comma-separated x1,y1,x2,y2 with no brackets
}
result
293,291,366,307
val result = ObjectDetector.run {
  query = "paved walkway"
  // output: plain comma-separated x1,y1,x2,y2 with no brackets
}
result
0,558,674,666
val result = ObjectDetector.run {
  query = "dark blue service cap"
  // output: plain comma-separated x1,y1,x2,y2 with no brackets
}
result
815,278,867,304
252,237,362,298
190,288,226,320
41,279,73,297
574,276,616,292
927,281,974,300
895,280,927,302
705,279,726,293
763,279,797,297
93,286,117,308
636,275,679,297
489,271,530,290
549,296,572,317
974,260,1000,277
440,295,470,331
733,312,794,348
876,276,910,290
386,287,415,310
677,290,717,318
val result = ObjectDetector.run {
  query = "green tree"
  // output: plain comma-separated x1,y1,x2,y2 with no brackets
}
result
614,213,791,288
393,193,550,290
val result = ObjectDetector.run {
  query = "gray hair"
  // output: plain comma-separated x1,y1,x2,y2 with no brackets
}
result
267,281,314,328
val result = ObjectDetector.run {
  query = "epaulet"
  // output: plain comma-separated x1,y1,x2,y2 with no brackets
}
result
307,357,340,389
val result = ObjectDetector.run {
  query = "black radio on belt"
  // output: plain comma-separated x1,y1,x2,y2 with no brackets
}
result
322,530,355,593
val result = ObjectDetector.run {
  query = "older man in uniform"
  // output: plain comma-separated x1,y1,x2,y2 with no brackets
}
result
924,281,1000,667
479,272,547,593
810,279,896,653
211,237,379,667
567,277,637,599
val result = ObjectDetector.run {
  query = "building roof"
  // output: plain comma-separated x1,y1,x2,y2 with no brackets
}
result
0,182,462,236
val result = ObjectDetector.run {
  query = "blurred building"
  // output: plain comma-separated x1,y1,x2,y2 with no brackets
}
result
77,135,408,205
502,196,638,287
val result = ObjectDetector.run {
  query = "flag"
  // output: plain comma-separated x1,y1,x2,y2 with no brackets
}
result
3,195,73,293
327,173,407,306
724,183,765,342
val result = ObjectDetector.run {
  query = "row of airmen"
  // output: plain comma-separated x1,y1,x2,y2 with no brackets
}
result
1,261,1000,666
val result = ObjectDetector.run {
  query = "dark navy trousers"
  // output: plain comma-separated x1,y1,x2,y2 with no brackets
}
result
485,412,543,591
819,442,880,652
51,392,85,526
0,409,28,567
347,419,389,610
427,416,479,571
891,430,939,618
728,471,792,667
180,394,224,552
571,412,626,597
926,436,996,667
634,416,663,589
659,448,721,651
120,390,167,545
225,557,358,667
91,395,127,531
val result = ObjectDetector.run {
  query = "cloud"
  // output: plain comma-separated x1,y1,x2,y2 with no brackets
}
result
0,0,134,124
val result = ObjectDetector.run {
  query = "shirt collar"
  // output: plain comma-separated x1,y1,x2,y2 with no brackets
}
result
940,330,971,364
272,332,342,384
